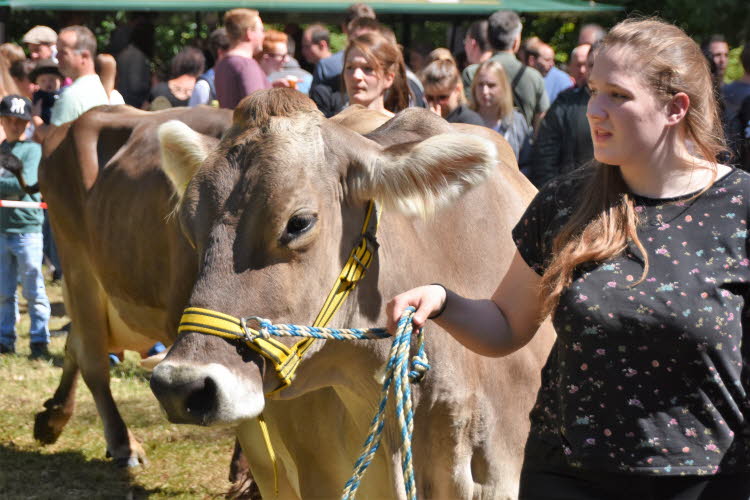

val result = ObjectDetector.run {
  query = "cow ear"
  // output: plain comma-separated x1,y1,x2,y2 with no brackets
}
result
158,120,215,198
348,133,497,217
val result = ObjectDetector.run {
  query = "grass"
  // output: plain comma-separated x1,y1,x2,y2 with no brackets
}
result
0,277,237,499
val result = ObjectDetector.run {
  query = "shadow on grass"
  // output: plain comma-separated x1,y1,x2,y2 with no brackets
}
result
0,443,160,499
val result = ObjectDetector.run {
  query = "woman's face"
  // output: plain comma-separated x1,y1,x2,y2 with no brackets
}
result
586,47,675,169
473,69,502,112
424,83,461,119
344,48,394,110
262,42,288,75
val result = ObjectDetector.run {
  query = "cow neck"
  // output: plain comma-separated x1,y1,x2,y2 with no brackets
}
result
177,199,381,395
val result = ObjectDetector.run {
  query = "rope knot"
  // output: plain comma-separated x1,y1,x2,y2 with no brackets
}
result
409,355,430,383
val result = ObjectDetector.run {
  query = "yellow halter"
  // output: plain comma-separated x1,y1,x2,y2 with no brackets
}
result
177,199,380,394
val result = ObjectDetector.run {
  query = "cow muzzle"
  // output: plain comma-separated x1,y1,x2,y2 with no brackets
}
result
150,361,265,425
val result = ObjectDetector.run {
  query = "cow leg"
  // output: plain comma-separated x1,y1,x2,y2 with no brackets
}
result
77,332,148,467
34,344,80,443
59,274,147,467
227,439,262,500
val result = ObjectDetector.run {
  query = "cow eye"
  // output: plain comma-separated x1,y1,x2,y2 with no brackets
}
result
283,213,317,241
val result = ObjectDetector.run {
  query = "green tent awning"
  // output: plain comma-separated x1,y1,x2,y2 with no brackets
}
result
0,0,622,14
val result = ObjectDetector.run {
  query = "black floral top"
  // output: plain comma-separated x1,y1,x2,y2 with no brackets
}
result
512,167,750,475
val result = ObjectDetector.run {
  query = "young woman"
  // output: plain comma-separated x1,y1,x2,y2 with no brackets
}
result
470,60,532,168
342,31,410,116
420,58,483,125
146,47,204,110
387,18,750,499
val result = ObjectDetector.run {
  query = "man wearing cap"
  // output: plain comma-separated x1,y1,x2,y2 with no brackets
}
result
0,95,51,358
34,25,108,143
22,25,58,63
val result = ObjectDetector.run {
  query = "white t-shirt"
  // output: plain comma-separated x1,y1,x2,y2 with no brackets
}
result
50,74,109,126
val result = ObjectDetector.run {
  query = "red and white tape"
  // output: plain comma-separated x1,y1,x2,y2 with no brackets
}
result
0,200,47,209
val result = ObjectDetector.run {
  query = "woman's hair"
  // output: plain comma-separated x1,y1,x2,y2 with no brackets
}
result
261,29,288,55
420,58,464,104
0,43,26,66
538,18,727,319
426,47,456,66
344,32,410,113
170,46,205,79
0,56,19,97
468,60,513,120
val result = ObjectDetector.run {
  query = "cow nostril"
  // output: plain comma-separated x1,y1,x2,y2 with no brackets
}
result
185,376,218,423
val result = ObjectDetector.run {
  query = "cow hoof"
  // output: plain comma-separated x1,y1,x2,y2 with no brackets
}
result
110,451,149,468
34,410,64,444
114,456,143,468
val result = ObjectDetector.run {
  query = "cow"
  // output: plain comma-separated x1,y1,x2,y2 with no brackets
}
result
36,105,232,467
151,88,555,498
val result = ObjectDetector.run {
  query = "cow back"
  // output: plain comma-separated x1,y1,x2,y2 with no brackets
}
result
40,105,232,335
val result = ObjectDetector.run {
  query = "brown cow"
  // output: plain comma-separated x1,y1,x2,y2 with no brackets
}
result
151,89,554,498
36,105,232,466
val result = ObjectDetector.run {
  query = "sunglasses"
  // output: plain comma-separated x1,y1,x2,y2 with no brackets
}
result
424,93,451,102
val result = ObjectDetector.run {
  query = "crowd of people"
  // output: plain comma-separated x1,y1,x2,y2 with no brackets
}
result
1,6,750,497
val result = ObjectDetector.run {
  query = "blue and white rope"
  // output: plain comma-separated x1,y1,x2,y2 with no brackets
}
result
243,308,429,500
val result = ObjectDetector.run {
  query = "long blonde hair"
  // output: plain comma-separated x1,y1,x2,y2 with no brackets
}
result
469,60,513,121
539,18,727,319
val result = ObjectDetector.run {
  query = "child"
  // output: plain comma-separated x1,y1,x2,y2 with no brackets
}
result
0,95,50,358
29,59,62,125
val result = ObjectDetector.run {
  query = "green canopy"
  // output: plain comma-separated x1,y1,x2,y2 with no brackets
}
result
0,0,622,14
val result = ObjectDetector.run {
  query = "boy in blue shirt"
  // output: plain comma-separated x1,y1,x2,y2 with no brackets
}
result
0,95,50,358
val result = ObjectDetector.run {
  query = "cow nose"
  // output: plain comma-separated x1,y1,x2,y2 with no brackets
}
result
150,363,220,425
150,360,266,425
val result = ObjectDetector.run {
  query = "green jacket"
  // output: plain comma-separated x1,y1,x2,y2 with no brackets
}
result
0,140,43,233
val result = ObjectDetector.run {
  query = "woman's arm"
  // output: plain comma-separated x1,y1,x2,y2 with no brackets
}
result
386,250,545,357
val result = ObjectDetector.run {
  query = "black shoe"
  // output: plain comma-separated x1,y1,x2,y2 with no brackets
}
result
30,342,51,360
0,344,15,355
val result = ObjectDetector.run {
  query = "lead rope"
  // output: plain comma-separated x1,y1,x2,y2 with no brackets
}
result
243,307,429,500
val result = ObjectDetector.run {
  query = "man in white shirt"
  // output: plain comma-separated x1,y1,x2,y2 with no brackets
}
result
34,26,109,143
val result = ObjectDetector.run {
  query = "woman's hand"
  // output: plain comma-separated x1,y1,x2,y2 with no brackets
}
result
386,284,446,334
427,101,442,117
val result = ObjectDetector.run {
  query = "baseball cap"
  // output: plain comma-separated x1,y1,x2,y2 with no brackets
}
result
22,26,58,45
0,95,33,121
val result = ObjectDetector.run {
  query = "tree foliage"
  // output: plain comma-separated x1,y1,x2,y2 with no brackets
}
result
2,1,748,79
605,0,750,45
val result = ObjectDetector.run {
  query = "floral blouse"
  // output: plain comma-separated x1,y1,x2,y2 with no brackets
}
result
512,167,750,475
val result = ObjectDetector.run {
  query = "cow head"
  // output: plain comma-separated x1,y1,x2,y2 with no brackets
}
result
150,89,497,426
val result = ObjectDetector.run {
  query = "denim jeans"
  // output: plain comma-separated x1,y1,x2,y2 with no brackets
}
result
0,232,51,348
